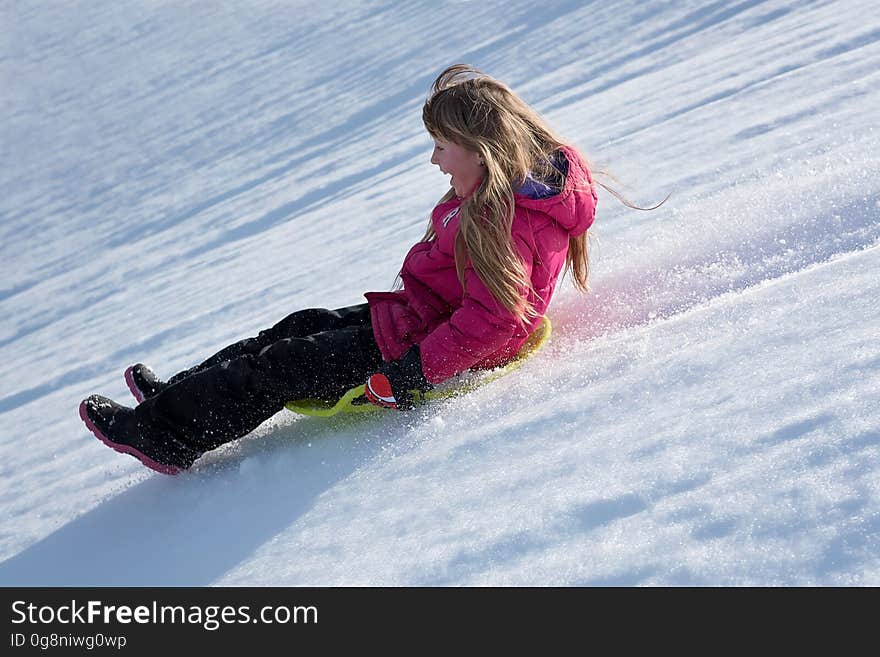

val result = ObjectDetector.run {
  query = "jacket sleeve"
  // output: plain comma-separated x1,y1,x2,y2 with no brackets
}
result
418,234,534,384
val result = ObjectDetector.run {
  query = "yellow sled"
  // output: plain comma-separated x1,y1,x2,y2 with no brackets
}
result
285,316,552,417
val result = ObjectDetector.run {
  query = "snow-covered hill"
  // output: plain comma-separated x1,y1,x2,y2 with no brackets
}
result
1,0,878,585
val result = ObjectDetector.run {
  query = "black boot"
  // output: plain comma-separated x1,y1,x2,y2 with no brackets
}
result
124,363,168,402
80,395,201,474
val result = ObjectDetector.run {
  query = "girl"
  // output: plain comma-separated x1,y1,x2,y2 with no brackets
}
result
80,64,598,475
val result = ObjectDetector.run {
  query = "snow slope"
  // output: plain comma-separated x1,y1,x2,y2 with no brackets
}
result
1,0,878,585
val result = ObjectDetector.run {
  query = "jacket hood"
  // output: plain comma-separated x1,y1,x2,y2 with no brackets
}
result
513,145,597,237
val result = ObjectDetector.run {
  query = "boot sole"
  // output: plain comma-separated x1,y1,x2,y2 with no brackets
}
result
124,365,147,404
79,401,180,475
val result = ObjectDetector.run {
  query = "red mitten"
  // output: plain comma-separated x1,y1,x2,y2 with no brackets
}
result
364,346,430,411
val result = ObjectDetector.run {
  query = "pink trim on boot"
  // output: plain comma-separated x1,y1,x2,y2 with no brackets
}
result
124,365,147,403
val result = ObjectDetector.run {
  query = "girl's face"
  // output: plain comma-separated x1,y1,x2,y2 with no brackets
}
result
430,138,484,198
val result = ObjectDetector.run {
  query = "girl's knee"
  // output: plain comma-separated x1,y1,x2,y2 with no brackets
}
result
268,308,334,338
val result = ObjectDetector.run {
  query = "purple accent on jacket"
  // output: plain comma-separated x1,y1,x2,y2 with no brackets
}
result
365,145,597,384
518,150,567,199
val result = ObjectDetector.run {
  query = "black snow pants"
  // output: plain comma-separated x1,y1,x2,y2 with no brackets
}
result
133,303,383,455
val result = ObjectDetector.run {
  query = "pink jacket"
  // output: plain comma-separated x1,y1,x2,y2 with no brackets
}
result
365,145,597,384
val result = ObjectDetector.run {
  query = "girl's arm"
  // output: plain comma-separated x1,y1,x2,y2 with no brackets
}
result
418,235,534,384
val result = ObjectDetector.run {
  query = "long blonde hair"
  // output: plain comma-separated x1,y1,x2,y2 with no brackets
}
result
422,64,589,324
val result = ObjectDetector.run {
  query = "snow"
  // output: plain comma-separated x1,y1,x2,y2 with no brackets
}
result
1,0,878,585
